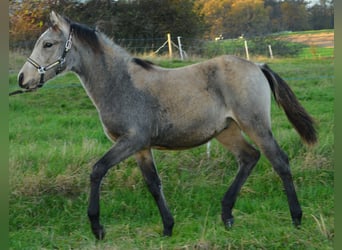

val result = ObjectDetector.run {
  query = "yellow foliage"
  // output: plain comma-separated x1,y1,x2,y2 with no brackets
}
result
194,0,269,39
9,0,50,45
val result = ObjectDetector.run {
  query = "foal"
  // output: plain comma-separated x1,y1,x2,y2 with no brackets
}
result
17,11,316,239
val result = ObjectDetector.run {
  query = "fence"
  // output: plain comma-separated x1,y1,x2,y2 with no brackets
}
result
9,33,334,74
114,33,334,59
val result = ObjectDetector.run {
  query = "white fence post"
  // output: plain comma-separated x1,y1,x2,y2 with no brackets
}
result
206,141,211,159
268,44,274,59
177,36,184,60
244,40,250,60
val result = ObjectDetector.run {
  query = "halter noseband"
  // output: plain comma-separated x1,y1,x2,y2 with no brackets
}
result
27,29,73,88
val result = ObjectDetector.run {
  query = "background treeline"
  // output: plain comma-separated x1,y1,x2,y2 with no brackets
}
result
9,0,334,49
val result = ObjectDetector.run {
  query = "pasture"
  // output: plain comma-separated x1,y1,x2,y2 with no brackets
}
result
9,57,333,249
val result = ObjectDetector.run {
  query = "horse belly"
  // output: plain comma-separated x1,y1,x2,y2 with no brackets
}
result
152,107,230,150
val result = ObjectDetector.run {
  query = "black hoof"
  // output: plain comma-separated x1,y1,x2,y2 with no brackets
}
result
293,218,301,228
163,228,173,237
292,211,302,228
224,217,234,229
92,225,106,240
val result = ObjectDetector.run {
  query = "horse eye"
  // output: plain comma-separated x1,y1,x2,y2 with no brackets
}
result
43,42,53,48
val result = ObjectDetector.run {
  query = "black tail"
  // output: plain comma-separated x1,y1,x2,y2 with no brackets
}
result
260,64,317,145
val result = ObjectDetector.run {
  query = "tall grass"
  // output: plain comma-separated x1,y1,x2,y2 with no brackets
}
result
9,57,334,249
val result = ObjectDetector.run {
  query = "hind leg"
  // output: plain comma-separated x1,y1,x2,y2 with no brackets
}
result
215,121,260,228
242,123,302,227
257,133,302,226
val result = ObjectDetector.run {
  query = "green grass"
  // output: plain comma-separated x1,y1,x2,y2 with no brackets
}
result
298,47,334,59
9,57,334,249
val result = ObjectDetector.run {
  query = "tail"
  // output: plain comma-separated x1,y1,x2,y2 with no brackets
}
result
259,63,317,145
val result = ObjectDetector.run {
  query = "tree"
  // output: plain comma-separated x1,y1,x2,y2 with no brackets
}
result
111,0,205,39
224,0,270,38
9,0,82,49
195,0,270,39
195,0,233,39
265,0,284,32
308,0,334,29
9,0,49,48
11,0,331,52
280,0,310,31
10,0,205,50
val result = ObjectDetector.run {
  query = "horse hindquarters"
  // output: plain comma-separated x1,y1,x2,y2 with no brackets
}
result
216,62,303,226
217,117,302,227
233,113,303,227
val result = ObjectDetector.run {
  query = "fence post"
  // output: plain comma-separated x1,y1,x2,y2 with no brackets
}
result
244,40,250,60
268,45,274,59
167,33,173,58
177,36,184,60
206,141,211,159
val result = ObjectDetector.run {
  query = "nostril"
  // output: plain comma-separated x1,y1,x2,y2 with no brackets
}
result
18,73,24,88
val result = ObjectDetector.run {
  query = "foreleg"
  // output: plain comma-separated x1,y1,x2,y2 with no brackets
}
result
87,135,146,240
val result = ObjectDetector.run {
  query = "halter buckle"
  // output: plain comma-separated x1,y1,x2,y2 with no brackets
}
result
38,66,46,75
65,39,72,51
65,31,73,51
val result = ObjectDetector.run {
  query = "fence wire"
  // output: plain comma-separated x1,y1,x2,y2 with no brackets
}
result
10,34,334,74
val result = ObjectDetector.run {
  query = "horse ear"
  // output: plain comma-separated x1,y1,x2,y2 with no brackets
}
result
50,11,70,35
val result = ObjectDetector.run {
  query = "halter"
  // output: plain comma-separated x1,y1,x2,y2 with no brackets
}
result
27,29,74,88
9,29,74,96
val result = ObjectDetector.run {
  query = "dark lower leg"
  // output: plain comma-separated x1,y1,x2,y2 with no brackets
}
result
281,174,302,227
87,164,107,240
148,181,174,236
215,124,260,228
87,137,147,240
273,149,302,226
135,150,174,236
262,139,302,227
221,150,260,228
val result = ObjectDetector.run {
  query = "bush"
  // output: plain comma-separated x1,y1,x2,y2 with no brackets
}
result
191,36,307,58
248,37,307,57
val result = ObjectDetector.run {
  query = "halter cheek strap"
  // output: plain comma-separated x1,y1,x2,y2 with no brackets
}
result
27,29,73,88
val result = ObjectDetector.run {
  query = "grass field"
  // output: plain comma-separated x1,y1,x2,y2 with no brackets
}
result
9,57,334,249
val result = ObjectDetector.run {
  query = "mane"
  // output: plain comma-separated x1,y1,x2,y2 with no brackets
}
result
56,16,152,69
57,17,101,54
132,58,154,70
71,23,101,53
67,19,130,59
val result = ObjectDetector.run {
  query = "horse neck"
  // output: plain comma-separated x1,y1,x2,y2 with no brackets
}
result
72,36,132,109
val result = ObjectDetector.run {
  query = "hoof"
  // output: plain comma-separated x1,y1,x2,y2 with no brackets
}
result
293,218,301,229
162,228,173,237
224,217,234,229
92,225,106,240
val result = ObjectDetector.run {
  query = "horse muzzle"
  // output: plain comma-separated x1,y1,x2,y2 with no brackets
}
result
18,72,25,88
17,71,42,90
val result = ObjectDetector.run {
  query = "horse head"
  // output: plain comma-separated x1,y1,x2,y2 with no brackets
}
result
18,11,73,90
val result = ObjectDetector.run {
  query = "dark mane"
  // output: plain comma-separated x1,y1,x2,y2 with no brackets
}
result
132,58,154,70
61,18,101,54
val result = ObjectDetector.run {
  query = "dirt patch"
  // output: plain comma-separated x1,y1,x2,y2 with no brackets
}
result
279,32,334,48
